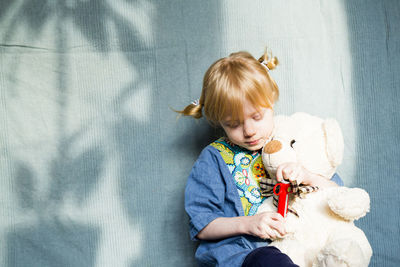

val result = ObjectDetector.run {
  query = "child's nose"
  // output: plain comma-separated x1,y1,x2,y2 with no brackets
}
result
243,121,256,137
263,140,282,154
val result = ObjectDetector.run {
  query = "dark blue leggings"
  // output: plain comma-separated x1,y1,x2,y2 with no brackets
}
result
242,246,299,267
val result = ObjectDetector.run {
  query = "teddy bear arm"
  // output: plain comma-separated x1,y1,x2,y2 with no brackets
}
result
327,187,370,221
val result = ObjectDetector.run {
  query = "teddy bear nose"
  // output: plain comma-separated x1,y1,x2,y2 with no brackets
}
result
263,140,282,154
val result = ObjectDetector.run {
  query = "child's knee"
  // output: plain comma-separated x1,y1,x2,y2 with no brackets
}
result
242,246,299,267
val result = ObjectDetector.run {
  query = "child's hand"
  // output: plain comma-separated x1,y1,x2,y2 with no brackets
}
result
276,162,338,188
246,212,286,239
276,162,309,185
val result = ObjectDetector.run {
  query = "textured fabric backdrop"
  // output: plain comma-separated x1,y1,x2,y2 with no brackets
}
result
1,0,399,266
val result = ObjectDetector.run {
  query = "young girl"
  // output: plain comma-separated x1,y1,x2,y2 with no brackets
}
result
179,51,341,267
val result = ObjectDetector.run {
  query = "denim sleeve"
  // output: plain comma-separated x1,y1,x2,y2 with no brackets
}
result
185,148,226,241
331,173,344,186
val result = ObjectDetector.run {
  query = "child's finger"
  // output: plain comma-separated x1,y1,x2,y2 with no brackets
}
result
283,168,294,180
275,165,283,181
265,228,277,239
276,164,288,181
288,169,299,183
269,212,285,223
281,169,289,180
269,219,286,236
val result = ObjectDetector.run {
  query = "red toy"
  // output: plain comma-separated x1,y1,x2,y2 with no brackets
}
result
273,181,293,217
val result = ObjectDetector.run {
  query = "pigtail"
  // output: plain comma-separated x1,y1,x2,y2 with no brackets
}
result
176,98,203,119
258,49,279,71
258,48,280,104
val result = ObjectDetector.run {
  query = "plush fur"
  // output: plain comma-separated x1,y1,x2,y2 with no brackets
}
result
257,112,372,267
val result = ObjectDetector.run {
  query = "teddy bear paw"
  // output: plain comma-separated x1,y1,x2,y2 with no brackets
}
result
313,239,369,267
327,187,370,221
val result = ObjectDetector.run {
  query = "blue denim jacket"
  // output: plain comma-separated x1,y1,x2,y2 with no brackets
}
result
185,145,343,267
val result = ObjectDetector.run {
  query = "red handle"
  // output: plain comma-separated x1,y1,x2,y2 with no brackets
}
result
273,182,292,217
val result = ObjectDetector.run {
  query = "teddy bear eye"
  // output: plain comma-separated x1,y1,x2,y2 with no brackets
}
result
290,140,296,148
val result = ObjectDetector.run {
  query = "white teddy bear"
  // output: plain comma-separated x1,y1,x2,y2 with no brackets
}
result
257,112,372,267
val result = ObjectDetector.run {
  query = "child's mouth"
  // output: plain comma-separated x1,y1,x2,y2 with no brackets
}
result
247,139,259,146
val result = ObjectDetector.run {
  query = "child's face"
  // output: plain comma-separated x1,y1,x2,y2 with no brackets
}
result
220,99,274,151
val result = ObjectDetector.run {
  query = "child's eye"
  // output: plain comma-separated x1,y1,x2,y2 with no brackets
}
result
224,121,239,128
253,113,262,120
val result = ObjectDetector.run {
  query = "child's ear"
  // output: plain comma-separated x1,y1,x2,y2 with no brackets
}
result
323,118,344,168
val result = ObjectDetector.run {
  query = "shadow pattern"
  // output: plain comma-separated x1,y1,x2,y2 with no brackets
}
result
2,0,222,266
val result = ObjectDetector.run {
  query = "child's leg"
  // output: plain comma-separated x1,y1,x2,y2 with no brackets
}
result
242,246,299,267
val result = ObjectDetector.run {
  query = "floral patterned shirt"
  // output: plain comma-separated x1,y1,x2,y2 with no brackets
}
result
210,137,269,216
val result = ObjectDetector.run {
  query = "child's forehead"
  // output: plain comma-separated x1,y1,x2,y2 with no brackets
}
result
222,103,265,122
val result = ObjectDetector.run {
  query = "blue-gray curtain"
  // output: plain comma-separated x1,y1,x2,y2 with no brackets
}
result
1,0,399,266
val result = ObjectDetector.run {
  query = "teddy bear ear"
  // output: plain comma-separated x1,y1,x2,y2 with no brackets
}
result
323,118,344,168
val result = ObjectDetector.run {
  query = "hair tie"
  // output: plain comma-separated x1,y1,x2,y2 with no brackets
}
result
261,60,270,71
191,99,200,106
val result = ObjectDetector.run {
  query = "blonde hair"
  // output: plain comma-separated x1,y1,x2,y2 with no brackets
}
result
178,50,279,125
